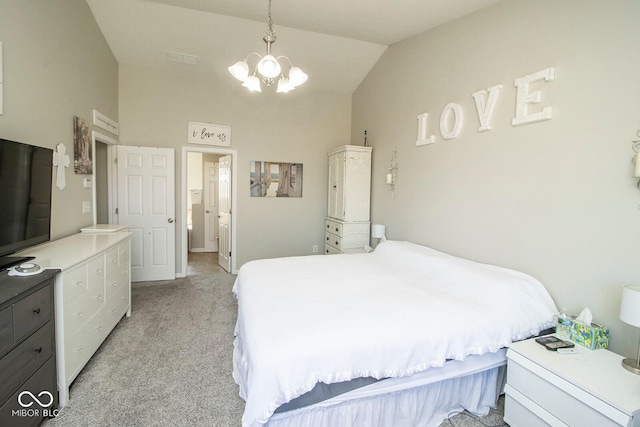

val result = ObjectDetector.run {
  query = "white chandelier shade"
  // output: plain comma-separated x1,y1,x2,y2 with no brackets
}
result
227,0,307,93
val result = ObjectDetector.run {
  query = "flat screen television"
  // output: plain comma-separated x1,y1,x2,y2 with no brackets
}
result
0,138,53,270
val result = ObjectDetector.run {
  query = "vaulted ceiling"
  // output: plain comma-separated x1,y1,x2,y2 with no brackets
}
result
86,0,502,93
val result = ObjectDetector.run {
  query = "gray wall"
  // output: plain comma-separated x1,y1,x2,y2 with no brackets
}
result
118,64,352,274
352,0,640,357
0,0,118,240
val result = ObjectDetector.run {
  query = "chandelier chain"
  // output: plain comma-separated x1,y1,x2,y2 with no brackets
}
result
264,0,276,44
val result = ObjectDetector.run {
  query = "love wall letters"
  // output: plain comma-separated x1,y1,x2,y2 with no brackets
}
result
416,67,555,146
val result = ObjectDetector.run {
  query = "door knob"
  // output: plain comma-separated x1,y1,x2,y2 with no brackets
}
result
168,218,174,223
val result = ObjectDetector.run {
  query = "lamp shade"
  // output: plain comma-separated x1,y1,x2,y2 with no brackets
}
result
620,284,640,327
371,224,386,239
242,75,262,92
288,67,308,87
228,61,249,82
257,54,281,78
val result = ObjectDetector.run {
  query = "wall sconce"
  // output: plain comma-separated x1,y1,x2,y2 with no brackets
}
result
386,146,398,198
620,284,640,374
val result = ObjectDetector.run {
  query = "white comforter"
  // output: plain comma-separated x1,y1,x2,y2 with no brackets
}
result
232,241,557,427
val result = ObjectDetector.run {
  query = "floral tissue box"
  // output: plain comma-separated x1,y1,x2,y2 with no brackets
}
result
568,317,609,349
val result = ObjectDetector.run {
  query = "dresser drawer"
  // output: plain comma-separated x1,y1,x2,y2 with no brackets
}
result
106,247,119,278
64,282,105,337
105,287,130,326
0,357,56,427
119,241,130,266
65,308,107,383
62,264,88,303
87,255,106,286
507,358,621,427
13,286,51,341
0,322,53,403
0,307,12,356
106,271,128,301
325,219,343,237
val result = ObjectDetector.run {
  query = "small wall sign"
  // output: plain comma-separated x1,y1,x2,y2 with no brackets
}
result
188,121,231,147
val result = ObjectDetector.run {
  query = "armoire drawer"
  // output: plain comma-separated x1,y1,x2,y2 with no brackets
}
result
325,219,343,237
325,232,342,250
324,245,341,255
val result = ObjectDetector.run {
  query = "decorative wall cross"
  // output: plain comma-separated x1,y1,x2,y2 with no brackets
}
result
53,142,70,189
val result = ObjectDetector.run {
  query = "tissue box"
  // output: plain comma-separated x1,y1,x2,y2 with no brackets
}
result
568,317,609,349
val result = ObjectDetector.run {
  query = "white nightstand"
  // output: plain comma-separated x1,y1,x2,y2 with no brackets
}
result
505,337,640,427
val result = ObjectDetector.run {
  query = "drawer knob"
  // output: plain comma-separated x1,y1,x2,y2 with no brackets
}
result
111,282,117,287
96,269,102,274
75,281,83,287
335,241,339,245
76,312,84,317
33,308,41,314
76,347,84,353
335,227,339,232
326,237,329,241
327,224,330,229
35,346,43,353
326,249,329,254
96,325,103,330
96,295,103,300
112,259,117,264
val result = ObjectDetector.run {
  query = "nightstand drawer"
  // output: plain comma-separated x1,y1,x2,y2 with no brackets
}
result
507,354,624,427
504,390,566,427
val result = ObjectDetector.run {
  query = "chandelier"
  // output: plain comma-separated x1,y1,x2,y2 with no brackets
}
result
227,0,307,93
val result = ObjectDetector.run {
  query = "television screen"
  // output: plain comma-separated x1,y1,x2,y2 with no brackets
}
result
0,138,53,262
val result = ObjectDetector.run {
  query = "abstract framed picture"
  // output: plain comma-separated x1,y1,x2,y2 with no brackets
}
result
73,116,92,174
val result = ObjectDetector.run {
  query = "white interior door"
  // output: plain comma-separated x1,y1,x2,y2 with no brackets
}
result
218,155,231,272
204,161,219,252
117,146,175,282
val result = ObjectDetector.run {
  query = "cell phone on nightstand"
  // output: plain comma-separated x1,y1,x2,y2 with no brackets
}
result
535,336,575,351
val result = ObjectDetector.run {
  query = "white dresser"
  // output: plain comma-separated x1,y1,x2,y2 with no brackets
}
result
17,231,131,407
505,337,640,427
325,145,372,254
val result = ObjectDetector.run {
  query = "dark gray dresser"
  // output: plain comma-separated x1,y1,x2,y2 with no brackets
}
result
0,268,58,426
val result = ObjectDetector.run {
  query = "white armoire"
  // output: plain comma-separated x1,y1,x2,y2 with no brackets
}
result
325,145,372,254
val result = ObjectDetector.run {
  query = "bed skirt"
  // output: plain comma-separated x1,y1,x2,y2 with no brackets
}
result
266,363,506,427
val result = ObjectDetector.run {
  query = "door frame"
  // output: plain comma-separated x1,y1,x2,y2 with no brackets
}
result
91,130,119,225
181,146,238,276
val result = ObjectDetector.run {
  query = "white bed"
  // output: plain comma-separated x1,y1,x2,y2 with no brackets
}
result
233,241,557,427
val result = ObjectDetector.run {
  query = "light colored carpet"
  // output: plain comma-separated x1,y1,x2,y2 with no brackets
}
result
43,271,506,427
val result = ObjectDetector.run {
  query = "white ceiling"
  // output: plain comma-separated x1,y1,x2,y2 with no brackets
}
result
86,0,503,94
